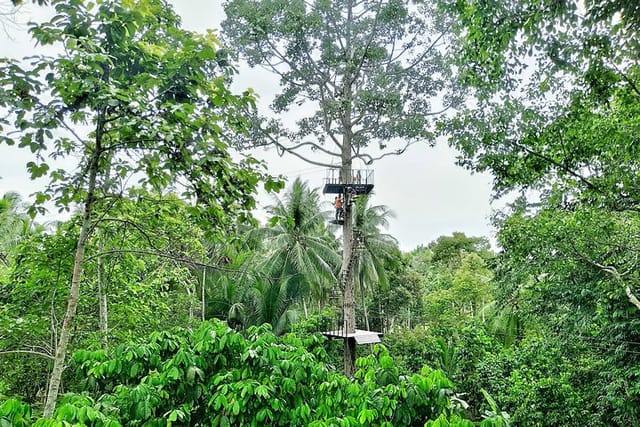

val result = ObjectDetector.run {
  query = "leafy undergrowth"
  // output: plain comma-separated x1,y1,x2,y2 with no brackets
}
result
1,320,507,426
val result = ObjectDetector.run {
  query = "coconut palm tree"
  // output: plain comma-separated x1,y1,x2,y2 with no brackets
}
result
260,178,341,316
0,192,34,265
351,195,401,330
205,179,340,334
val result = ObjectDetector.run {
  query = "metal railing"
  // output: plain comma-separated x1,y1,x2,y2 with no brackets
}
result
324,168,374,186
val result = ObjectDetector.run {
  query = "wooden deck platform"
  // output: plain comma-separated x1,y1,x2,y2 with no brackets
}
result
323,169,374,195
323,183,374,195
321,329,382,344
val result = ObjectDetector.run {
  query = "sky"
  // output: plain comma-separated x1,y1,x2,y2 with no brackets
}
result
0,0,497,251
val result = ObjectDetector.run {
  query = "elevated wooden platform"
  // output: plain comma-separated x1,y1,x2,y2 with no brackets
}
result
323,183,374,195
322,329,382,344
323,169,374,195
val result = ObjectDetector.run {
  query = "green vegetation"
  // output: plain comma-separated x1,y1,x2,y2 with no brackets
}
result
1,0,639,425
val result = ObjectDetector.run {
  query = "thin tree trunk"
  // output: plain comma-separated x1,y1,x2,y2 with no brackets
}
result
201,263,207,321
97,251,108,351
360,271,370,331
43,146,101,417
186,283,195,319
407,306,410,329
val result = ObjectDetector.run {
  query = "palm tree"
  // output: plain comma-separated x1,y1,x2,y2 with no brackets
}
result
245,277,300,335
260,178,341,316
205,179,340,334
351,195,401,330
0,192,34,265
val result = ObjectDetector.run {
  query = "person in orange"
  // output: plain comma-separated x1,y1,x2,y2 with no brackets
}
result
334,194,343,221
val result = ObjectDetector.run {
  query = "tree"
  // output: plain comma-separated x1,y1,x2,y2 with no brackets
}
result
437,4,640,420
439,0,640,219
0,228,75,402
411,235,494,334
0,192,33,266
351,195,400,330
0,194,215,404
83,191,208,348
429,232,492,268
262,178,341,312
222,0,458,374
0,0,273,415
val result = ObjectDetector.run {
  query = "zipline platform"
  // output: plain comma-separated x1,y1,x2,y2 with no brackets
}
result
322,329,382,344
323,168,374,195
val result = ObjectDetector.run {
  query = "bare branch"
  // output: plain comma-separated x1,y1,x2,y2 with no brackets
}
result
571,245,640,311
387,30,449,76
283,140,341,157
0,349,55,360
254,122,338,167
354,140,415,164
274,142,337,168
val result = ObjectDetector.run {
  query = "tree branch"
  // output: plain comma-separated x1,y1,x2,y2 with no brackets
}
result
283,140,341,157
0,349,54,360
612,62,640,98
256,124,338,167
508,138,602,193
350,0,384,85
274,142,337,168
571,245,640,311
354,140,415,164
90,217,160,249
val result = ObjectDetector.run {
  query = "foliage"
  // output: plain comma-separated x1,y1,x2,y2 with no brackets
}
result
261,178,340,313
2,320,487,426
0,195,210,403
382,327,440,374
0,0,280,413
0,228,76,401
352,196,400,293
436,2,640,423
428,233,492,269
0,192,34,266
85,193,208,343
405,233,495,335
222,0,458,162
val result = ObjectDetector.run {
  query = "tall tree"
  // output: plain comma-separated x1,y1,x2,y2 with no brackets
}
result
0,0,273,415
439,0,640,311
439,1,640,422
223,0,457,374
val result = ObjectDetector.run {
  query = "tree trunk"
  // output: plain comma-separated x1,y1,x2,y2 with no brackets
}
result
360,270,370,331
340,167,357,375
340,0,357,377
43,147,101,417
186,283,195,320
342,193,356,375
201,262,207,321
97,252,108,351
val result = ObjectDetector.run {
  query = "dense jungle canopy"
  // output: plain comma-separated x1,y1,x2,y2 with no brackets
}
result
0,0,639,425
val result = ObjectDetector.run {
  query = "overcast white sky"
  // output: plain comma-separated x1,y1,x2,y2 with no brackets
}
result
0,0,496,251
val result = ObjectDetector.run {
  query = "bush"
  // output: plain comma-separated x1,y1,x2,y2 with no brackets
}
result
2,320,496,426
